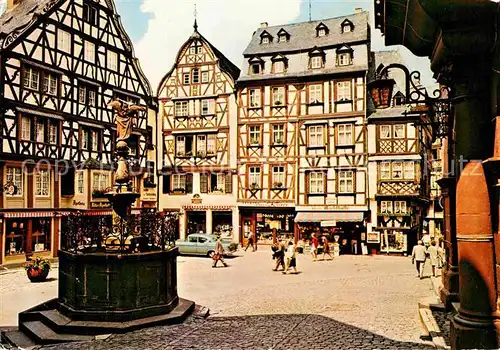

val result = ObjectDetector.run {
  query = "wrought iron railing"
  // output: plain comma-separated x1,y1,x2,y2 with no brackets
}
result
61,209,179,254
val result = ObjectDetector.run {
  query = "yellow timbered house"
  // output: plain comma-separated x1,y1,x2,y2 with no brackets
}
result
157,22,240,242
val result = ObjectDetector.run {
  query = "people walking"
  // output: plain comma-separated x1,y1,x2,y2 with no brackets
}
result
212,236,228,268
272,240,286,271
322,236,334,260
283,241,298,274
428,240,441,277
245,232,255,252
412,240,427,279
311,234,319,262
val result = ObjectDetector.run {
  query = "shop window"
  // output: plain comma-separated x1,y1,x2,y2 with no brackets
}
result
213,212,233,239
381,231,407,253
187,211,206,234
338,170,354,193
6,167,23,196
32,218,51,252
5,219,28,255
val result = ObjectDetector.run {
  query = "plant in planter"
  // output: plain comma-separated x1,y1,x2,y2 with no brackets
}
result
250,182,260,190
197,151,206,158
273,181,283,188
212,187,224,193
250,138,260,146
274,138,284,145
92,189,107,198
24,256,51,282
172,187,185,194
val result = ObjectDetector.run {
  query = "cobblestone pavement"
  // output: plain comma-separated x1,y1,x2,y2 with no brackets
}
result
433,309,454,348
1,251,437,349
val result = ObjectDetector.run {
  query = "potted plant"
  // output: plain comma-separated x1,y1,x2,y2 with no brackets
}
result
250,138,260,145
197,151,206,158
24,256,51,282
172,187,185,194
274,138,283,145
92,189,107,198
250,182,260,190
273,181,283,188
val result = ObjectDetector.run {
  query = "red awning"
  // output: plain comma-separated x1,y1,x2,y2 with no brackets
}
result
295,211,364,223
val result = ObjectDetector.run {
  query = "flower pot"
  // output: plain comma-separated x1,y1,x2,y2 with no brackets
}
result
26,267,50,282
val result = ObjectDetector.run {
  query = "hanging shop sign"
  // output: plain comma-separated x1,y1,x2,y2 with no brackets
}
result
142,187,157,202
191,194,202,204
321,220,337,227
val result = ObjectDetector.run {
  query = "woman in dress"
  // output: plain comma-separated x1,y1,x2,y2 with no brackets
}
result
283,241,298,274
322,236,334,260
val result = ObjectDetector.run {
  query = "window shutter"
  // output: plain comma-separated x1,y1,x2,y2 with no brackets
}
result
186,136,193,155
210,174,217,192
323,172,327,193
225,173,232,194
200,173,208,193
306,172,310,194
61,168,75,196
186,173,193,193
162,175,171,194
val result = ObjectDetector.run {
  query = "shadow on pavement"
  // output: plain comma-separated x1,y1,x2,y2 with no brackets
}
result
39,313,434,349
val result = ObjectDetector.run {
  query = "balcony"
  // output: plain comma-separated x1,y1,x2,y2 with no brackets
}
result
377,180,420,196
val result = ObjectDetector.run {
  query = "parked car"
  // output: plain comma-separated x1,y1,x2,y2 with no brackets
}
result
175,234,238,257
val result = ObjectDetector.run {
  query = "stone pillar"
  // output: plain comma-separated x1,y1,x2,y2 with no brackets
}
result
232,208,239,244
206,209,212,235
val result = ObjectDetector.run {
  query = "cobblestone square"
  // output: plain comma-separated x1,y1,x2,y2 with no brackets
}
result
1,251,438,349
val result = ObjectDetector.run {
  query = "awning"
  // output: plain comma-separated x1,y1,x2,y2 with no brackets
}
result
295,211,364,223
2,211,54,218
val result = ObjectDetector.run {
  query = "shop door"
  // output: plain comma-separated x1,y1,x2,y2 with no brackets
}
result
241,216,254,246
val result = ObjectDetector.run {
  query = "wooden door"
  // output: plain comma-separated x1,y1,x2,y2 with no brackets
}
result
241,215,254,247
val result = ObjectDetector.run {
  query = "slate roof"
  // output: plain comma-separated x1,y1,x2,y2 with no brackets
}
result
243,12,369,57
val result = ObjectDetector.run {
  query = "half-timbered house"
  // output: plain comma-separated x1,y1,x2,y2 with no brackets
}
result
237,10,371,249
157,22,240,242
0,0,156,265
366,50,433,255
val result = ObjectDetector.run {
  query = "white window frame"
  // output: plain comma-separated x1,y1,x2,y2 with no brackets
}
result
183,73,190,85
262,36,270,44
343,25,352,33
392,161,403,179
338,170,354,193
394,201,407,214
24,66,39,91
249,167,261,188
189,47,196,55
76,171,84,194
272,124,285,144
172,174,186,190
273,61,285,73
92,173,109,191
81,129,89,150
201,71,209,83
318,28,326,37
380,162,391,179
57,29,71,53
175,101,188,116
311,56,323,69
214,173,225,192
78,85,86,104
196,135,207,155
337,81,352,101
272,87,285,106
249,89,261,107
88,89,96,107
91,130,99,152
380,200,393,214
308,125,324,147
48,121,57,145
84,41,95,62
404,161,415,180
36,120,45,143
337,124,353,146
272,166,285,187
192,69,200,83
107,50,118,71
6,167,23,196
309,84,322,104
279,35,287,42
207,134,216,155
338,52,351,66
394,124,405,138
35,169,50,197
201,100,211,115
20,116,31,141
309,172,324,194
380,125,391,139
176,136,186,155
249,126,261,145
43,73,58,96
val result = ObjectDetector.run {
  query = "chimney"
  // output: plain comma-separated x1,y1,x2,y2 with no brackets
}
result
7,0,21,11
260,22,268,28
354,7,363,13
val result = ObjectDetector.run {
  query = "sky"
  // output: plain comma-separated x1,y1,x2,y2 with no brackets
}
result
0,0,435,92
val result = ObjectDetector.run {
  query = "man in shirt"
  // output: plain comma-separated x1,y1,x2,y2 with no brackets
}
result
412,240,427,279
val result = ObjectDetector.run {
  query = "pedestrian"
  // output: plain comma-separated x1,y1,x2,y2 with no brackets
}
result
427,240,440,277
272,240,286,271
412,240,427,279
212,236,228,268
311,234,319,262
244,232,255,252
322,236,334,260
438,237,445,269
283,241,298,274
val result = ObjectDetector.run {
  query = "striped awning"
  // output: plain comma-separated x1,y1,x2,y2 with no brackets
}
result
2,211,54,218
294,211,364,223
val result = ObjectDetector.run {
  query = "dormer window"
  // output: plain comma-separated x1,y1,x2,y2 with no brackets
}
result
279,35,287,43
311,56,323,69
248,57,264,75
341,19,354,33
277,29,290,43
316,23,329,37
271,54,288,74
262,37,270,44
251,63,261,74
309,48,325,70
260,30,273,45
336,45,353,67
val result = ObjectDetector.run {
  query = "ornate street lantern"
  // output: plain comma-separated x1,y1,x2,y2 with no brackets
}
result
367,78,396,109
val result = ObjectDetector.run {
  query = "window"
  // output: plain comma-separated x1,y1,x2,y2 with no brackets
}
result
309,172,324,194
279,35,287,42
337,124,353,146
83,3,98,25
175,101,188,116
211,173,226,192
78,84,96,106
311,56,323,69
81,129,89,150
249,167,261,188
342,24,352,33
381,201,393,214
338,52,351,66
309,84,322,104
189,47,196,55
43,73,58,96
35,170,50,196
76,171,84,194
272,166,285,188
337,81,351,101
36,120,45,143
91,130,99,151
57,29,71,53
207,134,216,154
92,173,109,191
197,46,202,54
183,73,190,85
192,69,199,83
196,135,206,156
394,124,405,138
308,125,324,147
23,66,39,90
404,162,415,179
380,162,391,179
272,87,285,106
176,136,186,155
380,125,391,139
262,37,270,44
338,170,354,193
200,173,209,193
6,167,23,196
88,89,96,106
20,116,31,141
272,124,285,144
48,121,57,145
172,174,186,191
201,99,211,115
249,125,261,145
84,41,95,62
394,201,407,214
107,50,118,71
273,61,285,73
249,89,261,107
392,162,403,179
201,71,209,83
251,63,261,75
318,28,326,37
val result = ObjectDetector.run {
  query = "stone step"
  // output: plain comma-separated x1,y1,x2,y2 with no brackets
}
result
1,330,36,349
418,307,450,349
20,321,94,345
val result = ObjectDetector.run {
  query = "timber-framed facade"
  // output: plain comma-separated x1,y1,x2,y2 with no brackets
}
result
0,0,156,265
157,22,240,242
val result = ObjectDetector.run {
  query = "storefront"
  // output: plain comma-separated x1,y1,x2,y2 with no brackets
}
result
182,206,236,240
240,208,295,246
212,211,233,239
294,211,367,255
186,211,206,234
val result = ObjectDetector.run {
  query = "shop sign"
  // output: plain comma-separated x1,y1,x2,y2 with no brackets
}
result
72,200,85,207
191,194,202,204
367,232,380,243
261,213,294,219
90,201,111,209
321,220,337,227
239,200,294,207
142,187,157,202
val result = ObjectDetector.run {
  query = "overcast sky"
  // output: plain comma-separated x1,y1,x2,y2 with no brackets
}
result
0,0,436,92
